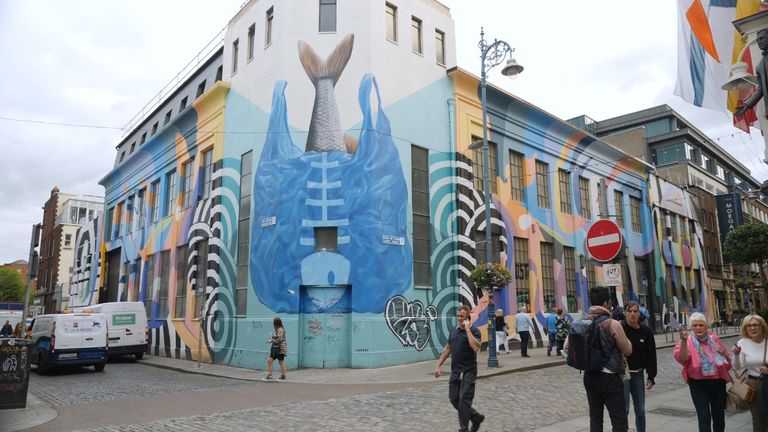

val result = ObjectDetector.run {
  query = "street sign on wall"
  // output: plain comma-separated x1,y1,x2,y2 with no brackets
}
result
586,219,623,262
603,264,622,286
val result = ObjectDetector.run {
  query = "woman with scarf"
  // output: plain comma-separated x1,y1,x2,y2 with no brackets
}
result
674,312,732,432
733,314,768,431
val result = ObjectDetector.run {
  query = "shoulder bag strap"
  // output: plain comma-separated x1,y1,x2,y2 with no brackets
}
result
763,339,767,365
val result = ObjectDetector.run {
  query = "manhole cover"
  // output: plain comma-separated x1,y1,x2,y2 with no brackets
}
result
648,407,697,417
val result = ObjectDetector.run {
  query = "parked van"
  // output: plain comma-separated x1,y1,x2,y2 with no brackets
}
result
72,302,148,360
30,313,108,373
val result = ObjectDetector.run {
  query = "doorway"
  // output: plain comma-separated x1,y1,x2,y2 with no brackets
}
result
299,285,351,368
101,248,121,303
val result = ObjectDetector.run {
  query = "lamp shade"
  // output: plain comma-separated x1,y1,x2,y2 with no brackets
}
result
501,58,524,77
722,62,758,91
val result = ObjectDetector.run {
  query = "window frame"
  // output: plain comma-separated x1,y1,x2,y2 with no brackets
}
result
231,38,239,75
472,140,498,194
411,16,423,54
164,170,177,218
509,150,524,202
385,3,398,42
614,190,624,229
411,145,432,287
319,0,337,32
579,176,591,219
535,160,550,209
558,169,572,214
265,6,274,47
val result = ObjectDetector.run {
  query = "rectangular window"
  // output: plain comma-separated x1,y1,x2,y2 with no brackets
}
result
140,132,147,145
587,262,597,290
231,39,239,74
564,246,577,312
579,176,591,219
513,237,529,308
630,196,642,232
509,150,524,202
671,214,679,242
620,256,630,289
201,149,213,200
151,122,158,136
472,140,498,194
164,110,172,125
144,255,154,318
126,196,134,233
411,145,431,286
158,250,171,318
558,169,572,214
536,161,550,209
179,97,188,111
165,170,177,217
149,180,161,224
175,246,187,318
540,242,555,311
133,258,142,302
236,151,253,316
265,6,274,46
181,159,195,208
194,239,208,319
411,17,422,54
136,188,146,229
114,201,123,239
64,234,72,247
247,24,255,61
386,3,397,42
435,29,445,65
196,81,206,98
319,0,336,32
614,190,624,229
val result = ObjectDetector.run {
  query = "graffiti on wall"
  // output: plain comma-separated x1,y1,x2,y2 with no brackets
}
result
385,295,437,351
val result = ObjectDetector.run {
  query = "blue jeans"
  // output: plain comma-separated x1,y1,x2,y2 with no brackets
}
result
623,371,646,432
547,333,556,352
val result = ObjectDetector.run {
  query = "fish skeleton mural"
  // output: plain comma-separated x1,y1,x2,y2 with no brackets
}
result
249,34,413,314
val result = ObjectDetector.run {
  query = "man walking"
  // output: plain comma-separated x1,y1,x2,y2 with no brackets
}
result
435,305,485,432
0,320,12,337
568,286,633,432
546,308,558,356
515,306,534,357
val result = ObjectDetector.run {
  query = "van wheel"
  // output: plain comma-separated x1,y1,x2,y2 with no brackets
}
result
134,352,144,360
94,362,106,372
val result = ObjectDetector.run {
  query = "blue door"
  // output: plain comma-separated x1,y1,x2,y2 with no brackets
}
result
300,285,351,368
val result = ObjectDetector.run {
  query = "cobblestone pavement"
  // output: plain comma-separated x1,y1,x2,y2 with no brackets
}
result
42,346,690,432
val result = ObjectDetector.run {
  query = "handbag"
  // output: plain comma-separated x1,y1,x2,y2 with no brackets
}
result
270,344,281,358
726,340,766,412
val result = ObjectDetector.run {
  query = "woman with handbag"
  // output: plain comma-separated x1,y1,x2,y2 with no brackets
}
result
733,314,768,431
494,309,510,354
265,316,288,381
674,312,732,432
554,307,569,357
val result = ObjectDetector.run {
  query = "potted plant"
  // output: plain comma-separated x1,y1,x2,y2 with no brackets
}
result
470,263,511,294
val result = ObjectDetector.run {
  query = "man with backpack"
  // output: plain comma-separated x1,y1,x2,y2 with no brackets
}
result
566,286,633,432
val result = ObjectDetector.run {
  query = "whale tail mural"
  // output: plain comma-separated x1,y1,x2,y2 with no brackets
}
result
298,34,354,153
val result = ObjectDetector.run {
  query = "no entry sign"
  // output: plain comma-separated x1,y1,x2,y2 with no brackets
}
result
586,219,623,262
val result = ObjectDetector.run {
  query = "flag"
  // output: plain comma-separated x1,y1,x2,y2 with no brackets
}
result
675,0,738,112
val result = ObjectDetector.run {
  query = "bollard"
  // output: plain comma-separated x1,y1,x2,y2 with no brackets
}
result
0,338,32,410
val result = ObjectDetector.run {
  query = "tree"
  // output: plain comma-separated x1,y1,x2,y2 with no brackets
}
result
723,223,768,294
0,267,24,301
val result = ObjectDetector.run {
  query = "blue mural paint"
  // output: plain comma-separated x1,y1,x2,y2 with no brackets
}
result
250,75,412,313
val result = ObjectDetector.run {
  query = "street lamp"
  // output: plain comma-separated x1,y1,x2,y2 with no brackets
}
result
478,27,523,368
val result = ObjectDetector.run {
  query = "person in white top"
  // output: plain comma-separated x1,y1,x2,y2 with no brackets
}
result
733,314,768,431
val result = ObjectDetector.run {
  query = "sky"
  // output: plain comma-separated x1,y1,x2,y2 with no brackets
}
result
1,0,767,264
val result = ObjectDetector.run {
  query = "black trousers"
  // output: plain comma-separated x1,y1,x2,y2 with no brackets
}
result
519,330,530,356
688,378,726,432
583,371,628,432
449,369,481,431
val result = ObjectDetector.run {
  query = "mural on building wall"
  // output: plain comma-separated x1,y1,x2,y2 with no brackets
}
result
70,217,101,308
249,35,413,314
385,295,438,351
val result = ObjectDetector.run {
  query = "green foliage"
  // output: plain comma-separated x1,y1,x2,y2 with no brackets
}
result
0,267,24,301
470,263,511,292
723,223,768,267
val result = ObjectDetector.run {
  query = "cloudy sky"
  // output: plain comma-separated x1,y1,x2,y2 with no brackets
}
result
1,0,766,264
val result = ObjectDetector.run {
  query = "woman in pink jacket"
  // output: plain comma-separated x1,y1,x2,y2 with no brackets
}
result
674,312,732,432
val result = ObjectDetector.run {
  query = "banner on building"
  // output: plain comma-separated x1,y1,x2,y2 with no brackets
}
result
715,192,744,262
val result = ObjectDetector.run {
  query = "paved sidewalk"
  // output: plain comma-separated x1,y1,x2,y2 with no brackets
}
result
1,325,742,431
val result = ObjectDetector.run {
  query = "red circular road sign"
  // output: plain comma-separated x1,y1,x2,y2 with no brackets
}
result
586,219,623,262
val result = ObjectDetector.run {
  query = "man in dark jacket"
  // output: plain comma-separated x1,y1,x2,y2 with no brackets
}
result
0,320,13,337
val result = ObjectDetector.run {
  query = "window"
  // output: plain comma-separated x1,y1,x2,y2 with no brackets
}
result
105,207,114,242
114,201,123,238
558,169,572,214
509,150,524,202
151,122,158,136
164,110,172,125
144,255,154,318
133,258,142,302
614,190,624,229
412,145,431,286
474,228,501,266
314,227,338,251
179,97,188,111
181,159,195,208
136,188,146,229
579,177,591,219
232,39,239,74
119,151,125,163
158,250,171,318
236,151,252,315
472,141,498,194
149,180,161,224
194,239,208,319
201,149,214,199
129,142,136,154
319,0,336,32
216,65,223,82
164,170,177,217
140,132,147,145
126,195,133,232
265,6,274,46
64,234,72,247
175,246,187,318
196,81,206,98
386,3,397,42
564,246,577,312
247,24,255,60
411,17,422,54
630,196,642,232
587,262,597,290
435,29,445,65
540,242,555,311
514,237,529,308
536,160,550,209
671,214,679,242
620,256,630,288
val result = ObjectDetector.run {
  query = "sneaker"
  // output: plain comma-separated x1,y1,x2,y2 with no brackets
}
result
277,375,286,382
470,414,485,432
263,374,273,381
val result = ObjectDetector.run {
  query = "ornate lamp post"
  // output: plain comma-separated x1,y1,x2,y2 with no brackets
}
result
478,27,523,368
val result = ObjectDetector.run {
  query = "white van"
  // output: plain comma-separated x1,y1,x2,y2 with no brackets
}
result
30,313,108,373
72,302,148,360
